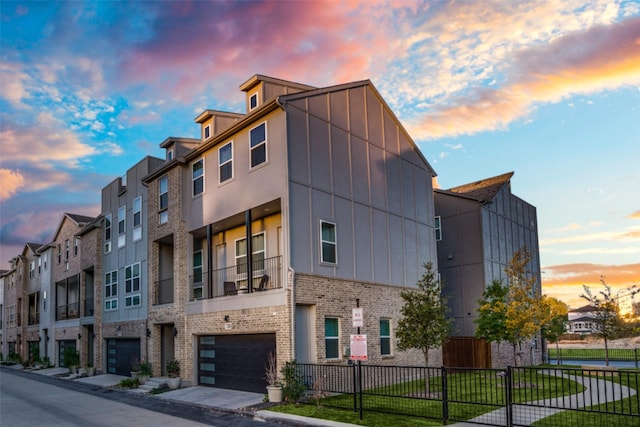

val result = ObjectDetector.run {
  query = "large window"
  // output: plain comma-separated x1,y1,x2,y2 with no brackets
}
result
235,232,265,289
380,319,391,356
435,216,442,241
104,214,112,253
118,205,126,248
219,142,233,183
249,122,267,167
105,270,118,311
133,196,142,241
325,317,340,359
193,159,204,196
320,221,337,264
159,176,168,224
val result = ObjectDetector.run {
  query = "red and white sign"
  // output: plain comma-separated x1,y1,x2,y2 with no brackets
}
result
350,334,368,361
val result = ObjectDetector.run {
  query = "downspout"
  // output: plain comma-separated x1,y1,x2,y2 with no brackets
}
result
207,224,213,298
275,95,296,361
245,210,253,292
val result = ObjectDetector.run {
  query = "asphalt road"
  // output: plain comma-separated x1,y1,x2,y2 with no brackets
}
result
0,368,283,427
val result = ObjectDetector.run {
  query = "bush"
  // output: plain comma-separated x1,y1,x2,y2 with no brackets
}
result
63,347,79,368
118,378,139,389
139,360,152,376
281,361,305,403
166,358,180,378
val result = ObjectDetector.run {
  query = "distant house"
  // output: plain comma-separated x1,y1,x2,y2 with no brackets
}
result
566,304,599,335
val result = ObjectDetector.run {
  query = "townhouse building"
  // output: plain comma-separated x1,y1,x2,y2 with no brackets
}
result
142,75,438,392
2,256,24,359
434,172,542,367
22,242,43,363
35,243,54,363
100,156,164,375
0,270,4,358
50,213,99,367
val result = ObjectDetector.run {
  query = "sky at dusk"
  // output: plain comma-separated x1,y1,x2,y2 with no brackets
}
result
1,0,639,309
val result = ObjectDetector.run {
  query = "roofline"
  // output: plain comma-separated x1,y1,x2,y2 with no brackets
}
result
239,74,316,92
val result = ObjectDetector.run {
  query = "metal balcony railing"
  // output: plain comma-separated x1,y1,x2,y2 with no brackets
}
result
84,298,94,317
56,302,79,321
190,255,282,300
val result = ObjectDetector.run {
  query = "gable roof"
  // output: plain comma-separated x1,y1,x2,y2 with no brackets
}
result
51,212,98,242
437,172,514,203
570,304,597,313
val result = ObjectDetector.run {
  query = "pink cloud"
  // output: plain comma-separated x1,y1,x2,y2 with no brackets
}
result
0,169,25,201
408,17,640,140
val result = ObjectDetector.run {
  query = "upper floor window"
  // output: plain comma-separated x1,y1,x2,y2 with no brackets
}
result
125,263,141,308
192,159,204,196
65,239,70,260
167,149,174,161
320,221,337,264
43,253,48,270
133,196,142,241
249,92,258,111
74,237,79,256
159,176,168,224
435,216,442,241
104,214,112,253
219,142,233,183
118,205,126,248
37,257,42,274
249,122,267,168
105,270,118,311
57,244,62,264
203,124,211,140
29,261,35,279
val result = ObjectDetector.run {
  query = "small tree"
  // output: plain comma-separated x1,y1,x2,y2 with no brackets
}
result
580,278,622,366
539,296,568,364
475,279,509,347
503,248,545,366
397,262,454,366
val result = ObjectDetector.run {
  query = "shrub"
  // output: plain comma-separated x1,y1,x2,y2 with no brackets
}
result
281,361,305,403
166,358,180,378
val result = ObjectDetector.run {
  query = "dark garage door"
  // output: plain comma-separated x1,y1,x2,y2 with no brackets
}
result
198,333,276,393
107,338,141,376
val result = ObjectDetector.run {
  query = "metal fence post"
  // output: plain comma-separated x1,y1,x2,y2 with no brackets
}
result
506,366,513,427
352,362,357,413
358,361,363,420
441,366,448,425
635,348,638,368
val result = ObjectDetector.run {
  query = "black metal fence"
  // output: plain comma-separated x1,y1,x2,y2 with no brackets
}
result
294,363,640,427
547,347,640,367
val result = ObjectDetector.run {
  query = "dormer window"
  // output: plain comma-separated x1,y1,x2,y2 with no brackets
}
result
249,92,258,111
203,124,211,140
167,149,174,161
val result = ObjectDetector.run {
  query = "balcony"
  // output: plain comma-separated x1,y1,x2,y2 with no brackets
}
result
154,277,174,305
190,255,282,300
56,302,79,321
84,298,94,317
28,312,40,326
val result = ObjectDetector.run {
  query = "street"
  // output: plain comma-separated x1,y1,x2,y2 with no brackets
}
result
0,369,280,427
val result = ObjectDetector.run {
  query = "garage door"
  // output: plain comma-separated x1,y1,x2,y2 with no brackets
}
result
106,338,141,376
198,333,276,393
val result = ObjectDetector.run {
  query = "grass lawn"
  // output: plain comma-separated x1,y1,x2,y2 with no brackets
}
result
272,368,587,426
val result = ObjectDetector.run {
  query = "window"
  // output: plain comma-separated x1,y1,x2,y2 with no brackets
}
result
193,250,203,299
159,176,168,224
74,237,79,256
249,92,258,110
320,221,337,264
133,197,142,227
57,244,62,264
65,239,69,260
249,122,267,167
105,270,118,311
235,232,265,289
125,263,140,293
105,214,112,253
192,159,204,196
133,196,142,241
203,124,211,140
125,294,141,307
167,149,174,161
380,319,391,356
37,257,41,274
117,206,126,248
219,142,233,183
29,261,35,279
435,216,442,241
325,317,340,359
43,253,47,270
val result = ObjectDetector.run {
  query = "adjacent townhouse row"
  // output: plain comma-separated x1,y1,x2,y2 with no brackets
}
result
0,74,542,393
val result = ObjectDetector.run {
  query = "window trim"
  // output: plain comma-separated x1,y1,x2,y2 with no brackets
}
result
159,175,168,224
192,158,204,196
380,318,392,356
324,317,340,360
104,270,118,311
167,149,174,161
249,92,259,111
104,214,112,253
435,216,442,241
249,122,267,168
125,263,140,293
203,124,211,140
320,220,337,265
218,141,234,184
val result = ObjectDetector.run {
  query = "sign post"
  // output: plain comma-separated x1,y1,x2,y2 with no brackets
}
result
352,299,364,420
